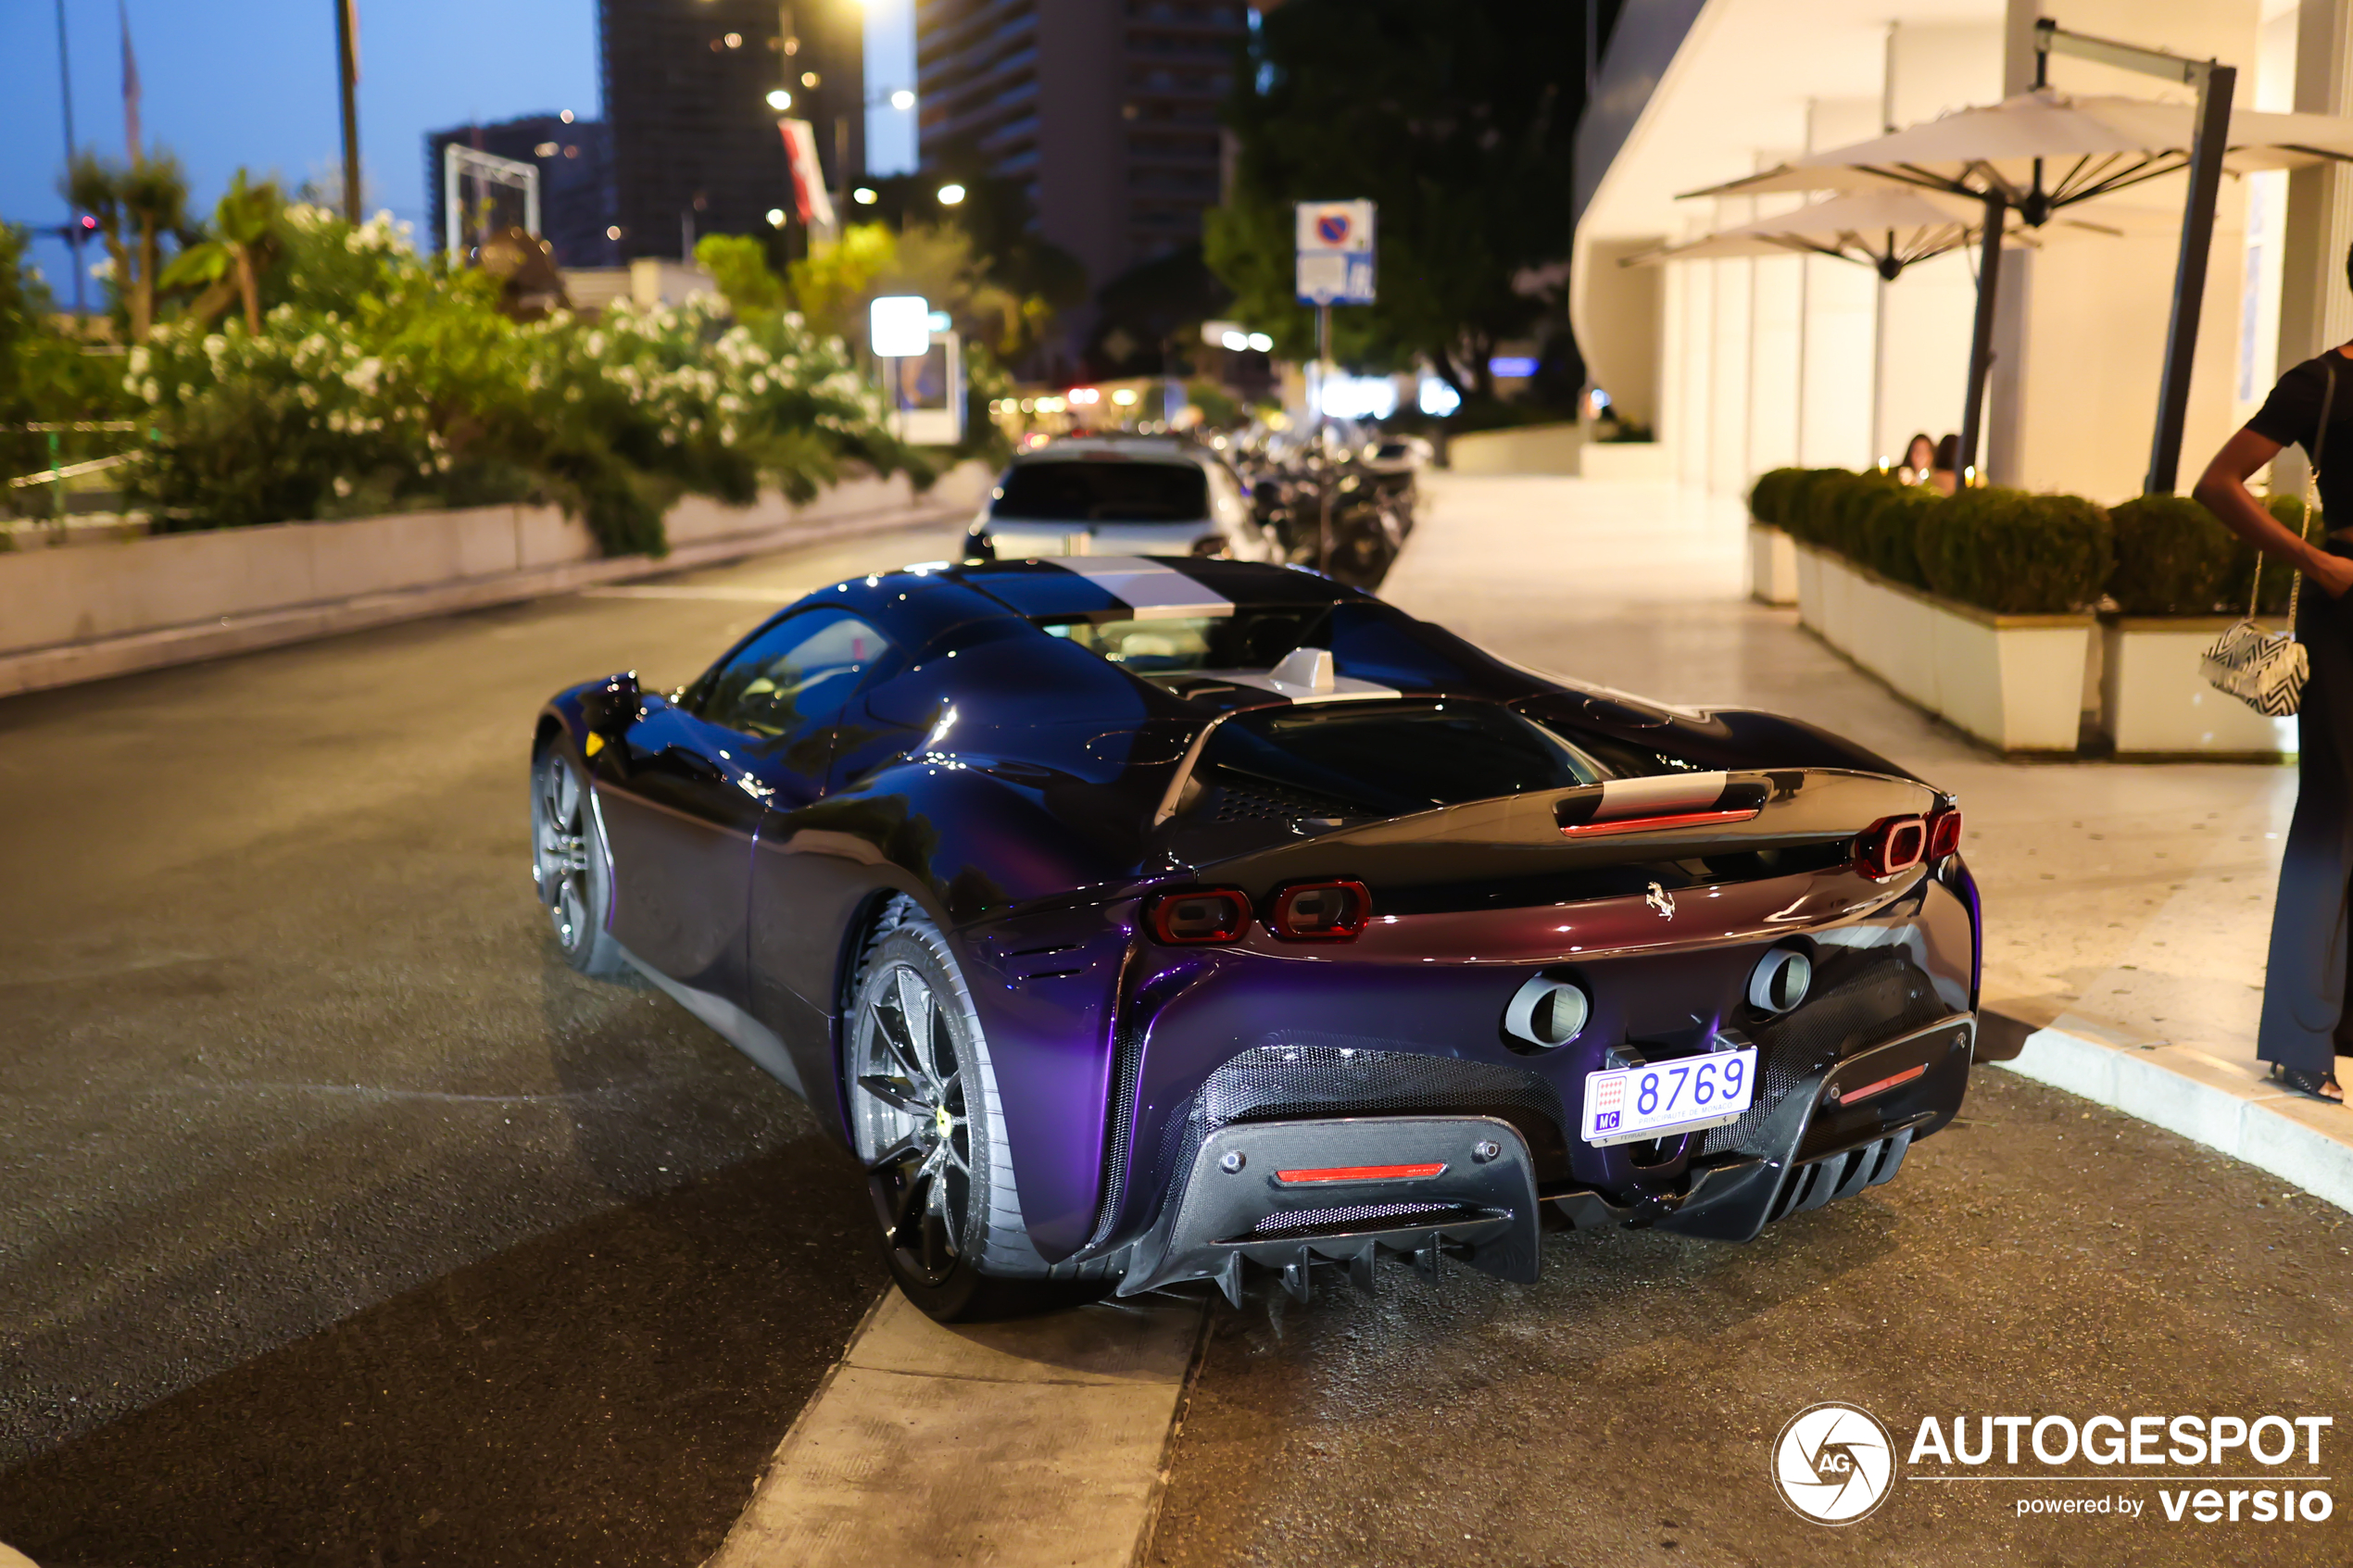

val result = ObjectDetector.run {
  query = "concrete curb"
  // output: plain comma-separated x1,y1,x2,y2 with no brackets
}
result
1986,1010,2353,1215
702,1288,1206,1568
0,501,965,700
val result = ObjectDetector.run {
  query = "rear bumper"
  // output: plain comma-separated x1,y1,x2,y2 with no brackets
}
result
1554,1010,1973,1242
1116,1115,1543,1302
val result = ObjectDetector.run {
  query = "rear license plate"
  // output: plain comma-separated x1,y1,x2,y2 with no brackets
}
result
1580,1048,1758,1148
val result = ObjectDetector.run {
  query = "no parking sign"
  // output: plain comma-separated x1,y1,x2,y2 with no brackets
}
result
1295,200,1376,305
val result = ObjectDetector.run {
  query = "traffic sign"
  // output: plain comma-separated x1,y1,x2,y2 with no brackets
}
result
1296,199,1375,305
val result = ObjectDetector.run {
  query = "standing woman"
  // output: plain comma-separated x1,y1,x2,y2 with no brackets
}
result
2196,318,2353,1104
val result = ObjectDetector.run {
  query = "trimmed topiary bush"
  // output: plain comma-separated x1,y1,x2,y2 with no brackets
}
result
1748,466,1805,526
2108,494,2242,616
1776,468,1852,546
1852,484,1938,589
1917,487,2114,614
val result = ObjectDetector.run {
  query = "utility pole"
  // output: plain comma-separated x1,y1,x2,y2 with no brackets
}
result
56,0,84,314
335,0,361,220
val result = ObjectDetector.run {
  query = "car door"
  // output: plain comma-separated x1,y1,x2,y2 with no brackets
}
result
596,608,887,1000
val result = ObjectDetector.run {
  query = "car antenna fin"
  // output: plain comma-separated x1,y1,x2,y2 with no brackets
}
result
1269,646,1335,694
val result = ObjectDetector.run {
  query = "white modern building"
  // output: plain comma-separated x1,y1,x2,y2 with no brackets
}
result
1572,0,2335,504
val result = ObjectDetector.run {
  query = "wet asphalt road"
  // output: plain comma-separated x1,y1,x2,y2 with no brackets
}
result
0,529,953,1565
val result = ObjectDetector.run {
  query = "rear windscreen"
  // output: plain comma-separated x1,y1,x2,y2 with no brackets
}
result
1044,606,1326,673
994,459,1210,522
1200,702,1603,816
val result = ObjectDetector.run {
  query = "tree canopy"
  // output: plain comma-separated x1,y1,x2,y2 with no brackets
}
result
1205,0,1585,401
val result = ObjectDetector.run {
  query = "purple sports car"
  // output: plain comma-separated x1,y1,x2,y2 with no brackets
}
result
532,556,1978,1320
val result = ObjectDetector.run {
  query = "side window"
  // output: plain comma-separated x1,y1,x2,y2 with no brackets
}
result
700,611,893,738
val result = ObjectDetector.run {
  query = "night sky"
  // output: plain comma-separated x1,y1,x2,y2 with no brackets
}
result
0,0,917,301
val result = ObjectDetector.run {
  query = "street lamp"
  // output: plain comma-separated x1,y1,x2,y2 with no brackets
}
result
853,187,878,205
889,88,915,111
766,207,786,228
766,88,793,111
937,183,965,206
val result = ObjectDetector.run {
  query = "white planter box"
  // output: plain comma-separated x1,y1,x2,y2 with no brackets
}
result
1747,523,1797,605
2100,619,2296,759
1791,542,2092,753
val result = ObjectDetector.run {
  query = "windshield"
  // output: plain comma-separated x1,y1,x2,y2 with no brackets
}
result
1198,702,1603,817
995,459,1210,522
1043,607,1326,673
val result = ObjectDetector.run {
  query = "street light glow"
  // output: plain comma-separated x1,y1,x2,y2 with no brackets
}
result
890,89,916,110
937,183,966,206
853,187,879,205
1112,389,1139,407
1247,332,1274,353
766,208,786,228
767,88,793,110
1220,330,1247,351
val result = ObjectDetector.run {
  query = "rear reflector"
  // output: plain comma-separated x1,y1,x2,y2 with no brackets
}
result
1276,1161,1448,1185
1266,878,1370,941
1856,814,1928,880
1831,1062,1928,1105
1148,886,1251,945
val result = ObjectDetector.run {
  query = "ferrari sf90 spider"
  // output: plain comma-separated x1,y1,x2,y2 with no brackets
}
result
533,555,1979,1319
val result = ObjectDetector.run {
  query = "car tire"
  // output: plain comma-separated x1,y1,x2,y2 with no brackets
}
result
845,900,1116,1321
531,742,627,977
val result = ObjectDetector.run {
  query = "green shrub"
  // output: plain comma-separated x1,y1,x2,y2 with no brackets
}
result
1748,466,1804,526
1775,468,1848,546
1796,469,1903,559
1853,485,1938,588
118,205,925,553
1917,487,2113,614
2108,494,2242,615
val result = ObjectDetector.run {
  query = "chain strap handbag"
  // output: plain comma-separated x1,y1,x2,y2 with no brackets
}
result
2202,360,2335,717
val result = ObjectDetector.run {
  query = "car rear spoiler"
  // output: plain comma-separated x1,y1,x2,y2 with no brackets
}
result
1161,768,1946,897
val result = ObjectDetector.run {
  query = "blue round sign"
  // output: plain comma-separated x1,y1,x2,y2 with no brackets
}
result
1315,212,1351,246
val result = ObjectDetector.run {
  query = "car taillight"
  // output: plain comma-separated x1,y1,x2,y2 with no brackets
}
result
1856,815,1928,880
1926,804,1963,861
1148,887,1251,945
1266,879,1370,941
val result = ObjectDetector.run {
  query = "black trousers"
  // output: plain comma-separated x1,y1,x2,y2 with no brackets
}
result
2259,572,2353,1073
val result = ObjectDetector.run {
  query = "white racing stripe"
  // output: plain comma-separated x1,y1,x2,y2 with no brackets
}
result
1058,556,1236,621
705,1288,1207,1568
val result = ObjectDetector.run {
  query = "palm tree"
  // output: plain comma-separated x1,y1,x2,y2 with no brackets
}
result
160,170,285,333
61,148,189,341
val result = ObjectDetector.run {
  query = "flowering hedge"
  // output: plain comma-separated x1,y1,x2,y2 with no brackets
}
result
120,206,925,555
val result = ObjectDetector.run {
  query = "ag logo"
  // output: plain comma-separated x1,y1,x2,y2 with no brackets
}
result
1773,1402,1894,1524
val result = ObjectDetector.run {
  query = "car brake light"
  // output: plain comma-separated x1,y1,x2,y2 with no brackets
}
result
1148,887,1251,945
1856,814,1928,880
1276,1161,1447,1184
1927,804,1963,860
1266,879,1370,941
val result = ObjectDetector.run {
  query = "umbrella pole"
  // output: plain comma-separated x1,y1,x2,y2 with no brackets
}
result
2145,61,2236,495
1957,190,2007,484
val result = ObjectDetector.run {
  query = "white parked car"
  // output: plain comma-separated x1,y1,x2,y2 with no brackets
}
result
965,436,1272,561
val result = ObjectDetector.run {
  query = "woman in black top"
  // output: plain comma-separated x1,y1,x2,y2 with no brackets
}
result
2196,341,2353,1103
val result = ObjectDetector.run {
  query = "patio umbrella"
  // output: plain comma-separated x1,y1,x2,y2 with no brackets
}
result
1679,52,2353,492
1626,187,2091,280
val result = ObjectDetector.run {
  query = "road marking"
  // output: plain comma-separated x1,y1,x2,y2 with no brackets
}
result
704,1287,1207,1568
580,584,809,602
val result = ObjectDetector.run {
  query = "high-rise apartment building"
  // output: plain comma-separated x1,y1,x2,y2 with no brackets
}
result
598,0,867,259
915,0,1247,295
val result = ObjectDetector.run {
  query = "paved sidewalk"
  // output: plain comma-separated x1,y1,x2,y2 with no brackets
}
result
1390,472,2353,1210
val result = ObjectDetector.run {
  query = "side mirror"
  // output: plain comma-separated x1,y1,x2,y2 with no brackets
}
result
576,671,641,757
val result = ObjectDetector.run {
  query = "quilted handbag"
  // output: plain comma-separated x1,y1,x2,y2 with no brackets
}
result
2202,361,2334,717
